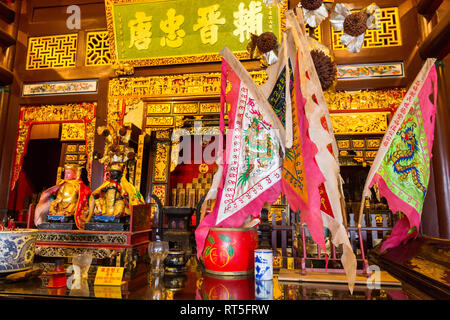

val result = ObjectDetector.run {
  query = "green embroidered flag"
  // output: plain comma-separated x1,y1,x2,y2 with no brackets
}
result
360,58,437,252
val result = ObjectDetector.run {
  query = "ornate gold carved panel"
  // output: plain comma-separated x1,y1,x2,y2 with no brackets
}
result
153,142,170,183
134,134,145,191
147,103,171,114
86,31,112,66
173,103,198,114
12,103,96,190
26,34,78,70
330,112,389,135
109,71,267,99
146,116,174,127
324,88,406,111
199,102,221,114
151,185,166,206
61,123,86,141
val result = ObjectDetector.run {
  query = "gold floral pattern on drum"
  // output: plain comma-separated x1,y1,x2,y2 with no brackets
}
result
330,112,389,135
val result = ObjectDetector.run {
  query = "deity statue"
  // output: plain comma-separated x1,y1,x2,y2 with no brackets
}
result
35,163,91,229
87,124,145,224
88,162,144,222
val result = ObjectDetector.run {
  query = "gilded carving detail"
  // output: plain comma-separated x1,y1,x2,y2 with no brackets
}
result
12,103,96,190
109,71,267,99
153,142,170,182
35,246,116,259
151,184,166,206
199,103,221,114
134,134,145,191
147,116,174,126
330,112,389,135
173,103,198,114
86,31,112,66
61,123,86,141
155,130,171,139
36,232,127,244
147,103,172,114
324,89,406,111
27,34,78,70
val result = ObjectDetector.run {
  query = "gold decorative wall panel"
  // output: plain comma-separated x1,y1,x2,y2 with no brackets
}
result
173,103,198,114
330,112,389,135
61,123,86,141
146,116,174,127
153,142,170,182
200,103,221,114
147,104,171,114
134,134,145,191
324,88,406,111
151,185,166,206
86,31,112,66
12,103,96,190
108,71,267,99
332,7,402,50
26,34,78,70
155,131,171,139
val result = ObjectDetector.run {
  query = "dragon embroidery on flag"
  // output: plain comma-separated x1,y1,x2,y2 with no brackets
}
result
238,104,278,188
388,122,427,199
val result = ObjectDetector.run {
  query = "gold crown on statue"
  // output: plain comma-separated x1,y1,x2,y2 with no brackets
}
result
95,122,136,167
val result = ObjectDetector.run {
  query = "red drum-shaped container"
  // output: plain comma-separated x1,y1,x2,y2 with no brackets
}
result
199,274,255,300
202,227,258,276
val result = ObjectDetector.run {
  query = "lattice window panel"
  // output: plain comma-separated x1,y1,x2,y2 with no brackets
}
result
331,7,402,50
305,24,322,43
86,31,112,66
26,34,78,70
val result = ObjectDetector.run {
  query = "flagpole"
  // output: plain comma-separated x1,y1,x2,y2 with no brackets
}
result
219,47,286,149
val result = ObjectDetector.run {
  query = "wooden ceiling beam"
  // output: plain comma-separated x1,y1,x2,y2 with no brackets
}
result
419,10,450,60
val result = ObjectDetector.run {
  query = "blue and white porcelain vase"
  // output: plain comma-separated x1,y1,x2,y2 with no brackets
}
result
0,229,38,273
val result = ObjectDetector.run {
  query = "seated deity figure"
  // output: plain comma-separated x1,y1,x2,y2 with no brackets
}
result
88,162,144,223
35,163,91,229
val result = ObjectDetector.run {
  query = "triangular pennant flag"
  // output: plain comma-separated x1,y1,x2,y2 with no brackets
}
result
195,48,285,259
359,58,437,253
286,8,357,293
